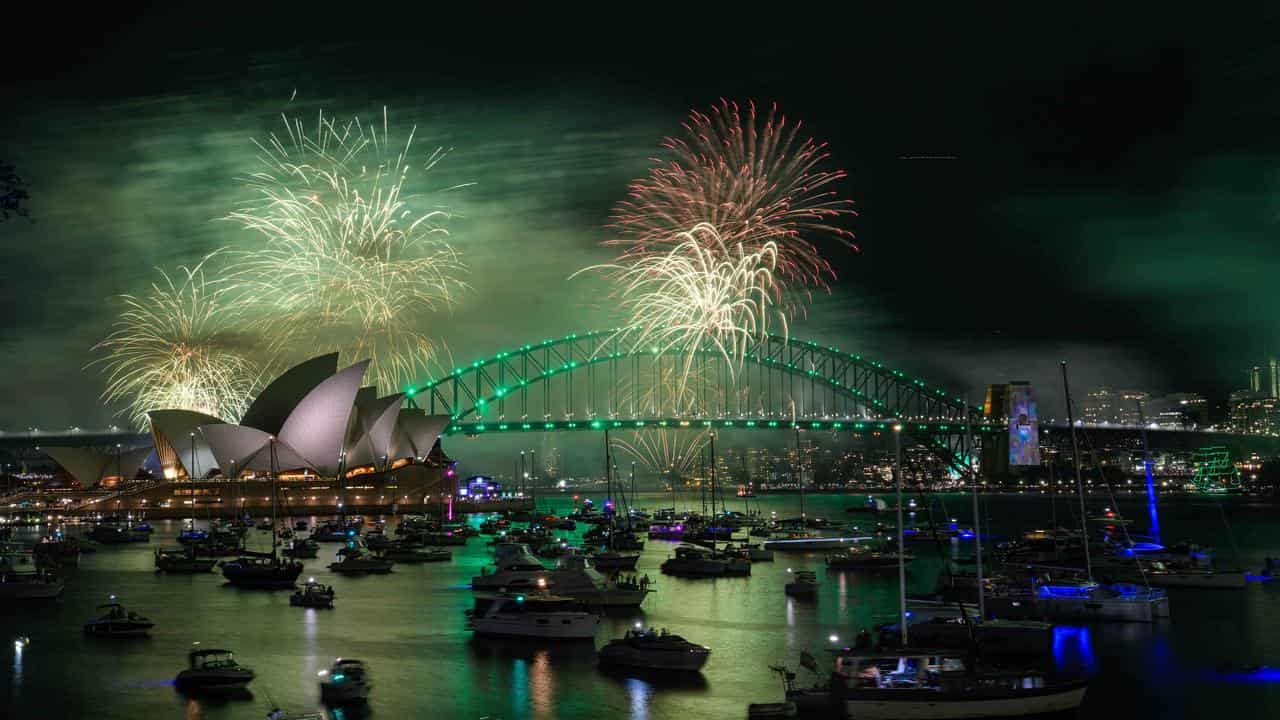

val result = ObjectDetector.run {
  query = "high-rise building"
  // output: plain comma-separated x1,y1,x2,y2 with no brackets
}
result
1229,390,1279,435
1270,357,1279,398
1082,387,1118,424
1117,390,1149,426
1146,393,1209,429
1250,366,1265,394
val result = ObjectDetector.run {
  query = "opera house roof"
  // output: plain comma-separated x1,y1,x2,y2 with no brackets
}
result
148,355,449,479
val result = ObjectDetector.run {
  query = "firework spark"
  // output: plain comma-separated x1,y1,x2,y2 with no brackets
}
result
228,107,468,392
612,427,710,479
610,99,856,294
584,223,786,392
92,254,263,429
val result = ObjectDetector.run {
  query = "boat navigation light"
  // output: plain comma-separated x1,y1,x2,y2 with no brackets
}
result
308,577,315,583
317,669,328,677
828,634,839,644
635,622,643,629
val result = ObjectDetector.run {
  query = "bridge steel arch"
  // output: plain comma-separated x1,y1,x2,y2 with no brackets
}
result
404,331,1000,469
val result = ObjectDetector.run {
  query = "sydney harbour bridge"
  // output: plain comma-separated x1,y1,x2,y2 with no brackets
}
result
8,329,1278,478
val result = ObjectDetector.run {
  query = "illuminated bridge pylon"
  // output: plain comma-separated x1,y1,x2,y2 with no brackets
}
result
404,330,1002,470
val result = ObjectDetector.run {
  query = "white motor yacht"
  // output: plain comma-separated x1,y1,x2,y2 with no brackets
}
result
466,592,599,640
472,543,550,591
319,658,371,704
598,626,710,671
550,555,650,608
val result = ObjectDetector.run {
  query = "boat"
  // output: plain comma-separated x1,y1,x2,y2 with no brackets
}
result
290,579,336,609
598,626,710,671
319,658,371,705
846,496,890,514
548,555,651,608
382,544,451,563
830,647,1087,719
155,546,217,573
89,523,149,544
1032,576,1171,622
220,551,304,589
647,521,686,541
762,534,874,552
472,543,550,591
879,601,1054,658
311,521,355,542
328,545,394,575
660,544,729,577
83,600,154,637
590,549,640,572
282,537,320,559
33,535,82,567
466,592,599,639
737,543,774,562
294,520,309,531
785,570,818,597
0,552,64,600
1094,557,1247,589
221,439,305,588
174,646,255,691
826,546,912,571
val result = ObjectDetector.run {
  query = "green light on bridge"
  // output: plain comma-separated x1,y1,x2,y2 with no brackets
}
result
746,421,756,427
544,422,555,430
590,420,603,429
522,423,532,430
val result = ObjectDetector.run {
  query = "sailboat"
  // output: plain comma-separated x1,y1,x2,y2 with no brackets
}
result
1027,363,1171,621
823,423,1089,719
221,437,304,589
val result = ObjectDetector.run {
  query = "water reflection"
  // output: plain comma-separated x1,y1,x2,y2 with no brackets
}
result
626,677,649,720
530,650,554,718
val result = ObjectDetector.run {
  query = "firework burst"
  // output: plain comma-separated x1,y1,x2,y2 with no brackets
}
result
584,223,786,392
228,107,468,392
92,254,263,429
610,99,856,295
612,427,710,479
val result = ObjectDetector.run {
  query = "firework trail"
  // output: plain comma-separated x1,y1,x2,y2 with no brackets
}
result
581,223,786,393
610,99,856,296
612,427,710,479
228,107,468,392
92,253,264,429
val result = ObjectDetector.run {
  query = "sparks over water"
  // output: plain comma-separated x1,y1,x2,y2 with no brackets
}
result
228,107,470,392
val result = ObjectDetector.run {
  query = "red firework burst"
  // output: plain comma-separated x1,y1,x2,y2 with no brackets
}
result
609,99,857,291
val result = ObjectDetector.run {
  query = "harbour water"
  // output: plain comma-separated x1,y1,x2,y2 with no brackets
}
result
3,492,1280,718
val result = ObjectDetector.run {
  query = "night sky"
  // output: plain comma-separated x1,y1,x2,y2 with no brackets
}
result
4,6,1280,432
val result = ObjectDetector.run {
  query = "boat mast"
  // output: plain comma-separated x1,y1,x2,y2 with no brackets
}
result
530,449,537,513
965,397,985,621
1060,362,1093,581
604,429,614,550
630,461,636,520
894,422,908,646
709,432,717,521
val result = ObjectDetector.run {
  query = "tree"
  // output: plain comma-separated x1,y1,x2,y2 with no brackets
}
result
1,161,30,220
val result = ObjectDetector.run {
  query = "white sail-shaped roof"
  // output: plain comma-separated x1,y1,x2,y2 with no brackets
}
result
390,412,451,459
345,393,405,468
239,353,339,435
278,360,369,476
148,409,223,478
199,424,314,474
44,447,110,485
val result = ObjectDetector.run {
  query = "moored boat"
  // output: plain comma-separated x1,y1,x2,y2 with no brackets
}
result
175,646,255,691
466,592,599,640
319,658,371,704
83,600,154,637
290,579,336,608
155,546,217,573
598,626,710,671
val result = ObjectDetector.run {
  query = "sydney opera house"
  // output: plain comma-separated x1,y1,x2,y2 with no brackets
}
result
48,354,462,518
